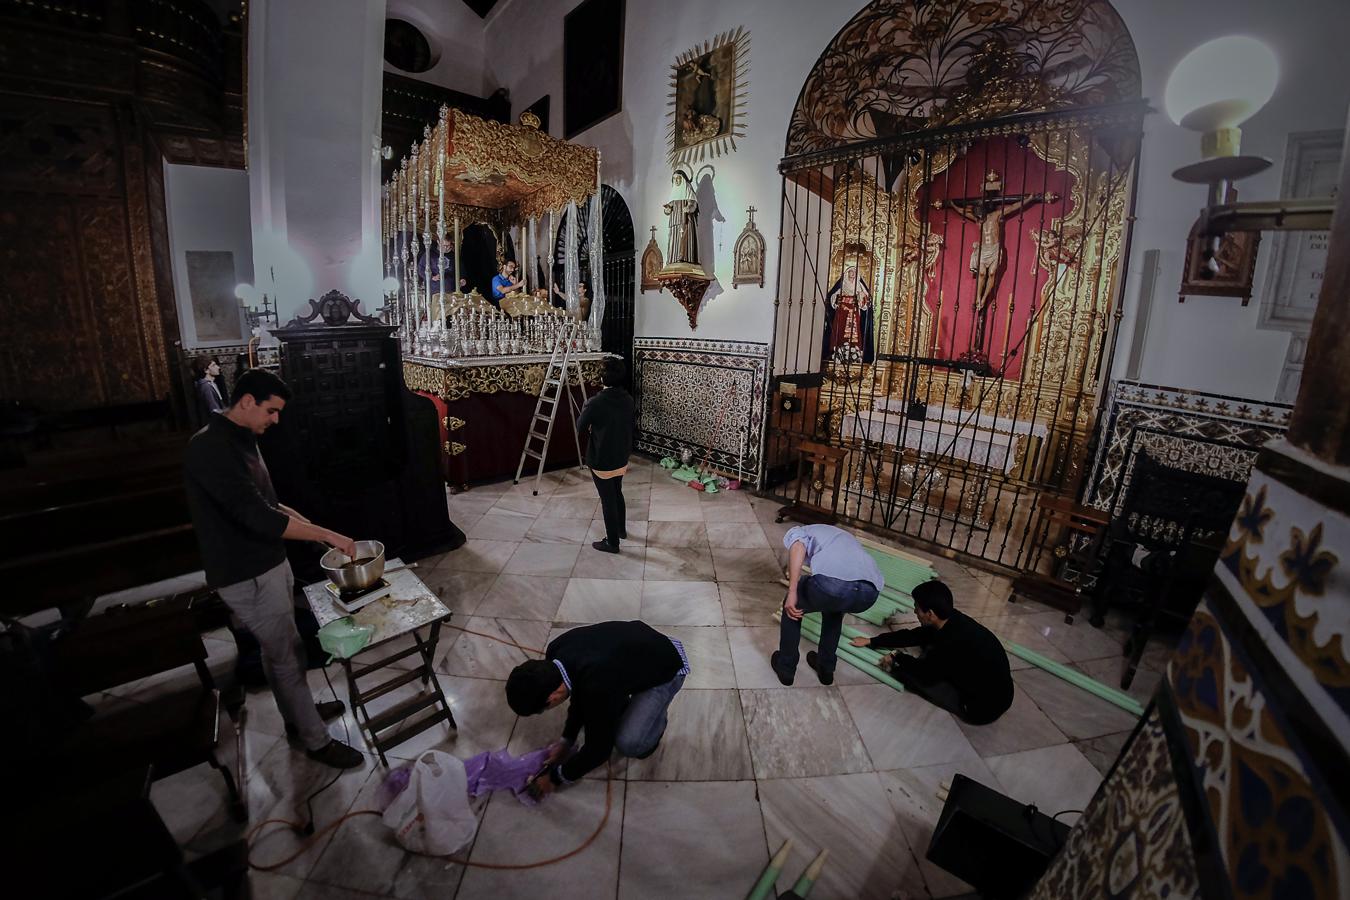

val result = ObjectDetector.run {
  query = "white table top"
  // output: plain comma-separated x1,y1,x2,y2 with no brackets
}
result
303,558,450,649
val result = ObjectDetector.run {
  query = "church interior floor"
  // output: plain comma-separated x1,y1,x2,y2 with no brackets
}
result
124,456,1168,900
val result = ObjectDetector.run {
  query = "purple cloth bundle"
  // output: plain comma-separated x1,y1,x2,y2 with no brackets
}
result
379,746,553,811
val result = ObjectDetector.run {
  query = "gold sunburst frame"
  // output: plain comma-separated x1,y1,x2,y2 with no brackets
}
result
667,28,750,166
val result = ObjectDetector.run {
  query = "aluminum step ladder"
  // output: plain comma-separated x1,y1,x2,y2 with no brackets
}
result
513,319,589,495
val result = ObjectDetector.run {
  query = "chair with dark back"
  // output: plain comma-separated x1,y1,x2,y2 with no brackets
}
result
1090,452,1246,688
49,603,246,821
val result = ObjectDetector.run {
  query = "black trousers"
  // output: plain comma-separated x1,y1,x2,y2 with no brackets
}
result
592,473,626,545
888,655,968,719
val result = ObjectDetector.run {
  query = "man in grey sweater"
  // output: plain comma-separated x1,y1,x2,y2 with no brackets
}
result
184,368,364,770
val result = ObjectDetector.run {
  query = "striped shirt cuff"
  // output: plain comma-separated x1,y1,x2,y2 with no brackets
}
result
670,638,691,677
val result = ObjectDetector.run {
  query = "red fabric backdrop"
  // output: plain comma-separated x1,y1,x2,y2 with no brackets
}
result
922,136,1077,380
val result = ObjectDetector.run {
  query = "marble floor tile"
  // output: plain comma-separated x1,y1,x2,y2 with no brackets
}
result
502,541,582,577
306,771,418,897
552,478,601,498
704,520,769,549
1076,656,1163,703
466,512,535,542
985,742,1103,816
457,780,624,900
625,689,754,781
719,581,784,627
585,518,649,546
661,625,735,688
447,495,499,519
726,625,790,689
390,847,469,899
758,771,930,900
639,579,723,626
644,520,709,548
419,568,497,618
473,573,568,620
642,545,717,582
570,542,648,579
525,516,591,543
538,497,601,520
622,500,652,523
1075,730,1133,777
709,500,762,522
435,616,550,679
840,683,982,770
740,687,872,778
440,539,519,575
878,757,1008,899
974,614,1073,667
1012,667,1140,741
647,501,705,522
245,871,305,900
556,577,643,623
293,881,390,900
957,687,1068,758
1020,610,1127,662
712,547,784,583
489,493,552,518
619,781,769,900
153,727,281,850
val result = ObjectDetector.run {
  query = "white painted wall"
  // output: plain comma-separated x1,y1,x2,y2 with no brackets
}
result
1111,0,1350,401
484,0,856,345
163,163,253,348
386,0,489,96
480,0,1349,400
247,0,387,321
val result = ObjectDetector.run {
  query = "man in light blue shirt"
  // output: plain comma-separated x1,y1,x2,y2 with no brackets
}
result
772,524,883,686
491,259,524,305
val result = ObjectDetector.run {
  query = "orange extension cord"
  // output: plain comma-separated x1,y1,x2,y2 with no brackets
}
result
245,623,615,872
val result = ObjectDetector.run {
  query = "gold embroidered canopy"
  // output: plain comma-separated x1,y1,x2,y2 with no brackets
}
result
385,107,599,226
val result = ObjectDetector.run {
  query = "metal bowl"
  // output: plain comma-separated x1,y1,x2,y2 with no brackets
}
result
320,539,386,591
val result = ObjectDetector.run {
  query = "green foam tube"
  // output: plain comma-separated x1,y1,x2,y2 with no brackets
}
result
791,849,830,897
745,839,793,900
1004,642,1145,716
797,616,908,693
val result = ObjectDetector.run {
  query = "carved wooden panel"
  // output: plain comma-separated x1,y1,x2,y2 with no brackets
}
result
0,96,123,196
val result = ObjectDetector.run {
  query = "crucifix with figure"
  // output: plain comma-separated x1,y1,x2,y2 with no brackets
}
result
933,170,1057,362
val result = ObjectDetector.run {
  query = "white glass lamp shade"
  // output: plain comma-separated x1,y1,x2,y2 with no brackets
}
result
1165,36,1278,158
234,283,258,302
381,276,400,294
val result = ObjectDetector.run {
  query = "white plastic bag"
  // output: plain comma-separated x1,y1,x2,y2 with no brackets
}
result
381,750,479,856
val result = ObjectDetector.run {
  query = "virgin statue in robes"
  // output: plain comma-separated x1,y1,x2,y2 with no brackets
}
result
663,166,700,268
821,264,875,365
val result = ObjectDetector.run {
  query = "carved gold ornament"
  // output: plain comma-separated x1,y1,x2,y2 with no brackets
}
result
405,360,604,402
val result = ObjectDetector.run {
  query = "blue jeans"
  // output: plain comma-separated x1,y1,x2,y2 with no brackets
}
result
614,673,686,757
777,573,879,676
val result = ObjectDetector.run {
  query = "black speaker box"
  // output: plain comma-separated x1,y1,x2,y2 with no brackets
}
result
927,774,1070,899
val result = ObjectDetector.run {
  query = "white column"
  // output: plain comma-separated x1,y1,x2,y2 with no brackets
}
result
245,0,386,321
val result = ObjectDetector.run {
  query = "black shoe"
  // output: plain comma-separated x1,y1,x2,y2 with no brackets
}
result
769,651,795,686
305,739,364,770
620,527,629,540
805,651,834,686
285,700,346,737
592,539,620,554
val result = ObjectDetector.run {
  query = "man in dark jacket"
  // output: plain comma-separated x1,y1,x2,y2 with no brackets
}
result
184,368,365,769
505,620,690,798
577,357,635,554
851,579,1014,724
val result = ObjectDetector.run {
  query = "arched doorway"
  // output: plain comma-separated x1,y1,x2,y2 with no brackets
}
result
553,184,637,381
767,0,1143,571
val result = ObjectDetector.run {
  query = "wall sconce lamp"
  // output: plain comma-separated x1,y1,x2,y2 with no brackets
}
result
378,276,401,324
1167,35,1335,269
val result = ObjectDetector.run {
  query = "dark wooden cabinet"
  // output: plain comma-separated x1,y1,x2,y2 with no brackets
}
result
260,317,463,570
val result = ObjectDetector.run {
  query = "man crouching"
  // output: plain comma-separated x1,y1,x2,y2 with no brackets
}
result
506,620,690,797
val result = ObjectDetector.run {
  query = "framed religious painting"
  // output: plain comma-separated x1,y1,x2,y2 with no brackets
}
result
563,0,624,138
667,28,749,166
1179,187,1261,305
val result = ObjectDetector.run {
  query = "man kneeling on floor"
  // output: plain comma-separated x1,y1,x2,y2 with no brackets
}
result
852,579,1013,724
505,620,690,797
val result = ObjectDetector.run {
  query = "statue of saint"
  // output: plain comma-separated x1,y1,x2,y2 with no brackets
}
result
933,171,1057,357
663,166,700,268
822,263,875,365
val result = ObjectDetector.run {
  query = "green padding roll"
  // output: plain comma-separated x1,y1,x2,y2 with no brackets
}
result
1004,643,1146,716
798,615,907,693
862,546,937,595
745,839,793,900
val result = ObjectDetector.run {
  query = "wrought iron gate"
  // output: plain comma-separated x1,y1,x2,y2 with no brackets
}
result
764,104,1144,570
